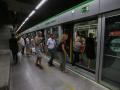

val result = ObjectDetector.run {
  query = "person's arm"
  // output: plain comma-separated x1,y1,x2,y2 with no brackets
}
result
46,39,50,47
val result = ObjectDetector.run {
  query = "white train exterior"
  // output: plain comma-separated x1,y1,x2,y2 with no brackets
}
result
19,0,120,89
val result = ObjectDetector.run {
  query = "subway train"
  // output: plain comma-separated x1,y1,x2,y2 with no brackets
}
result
19,0,120,90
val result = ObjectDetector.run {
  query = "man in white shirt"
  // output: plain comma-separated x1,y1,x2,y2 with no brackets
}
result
47,34,56,66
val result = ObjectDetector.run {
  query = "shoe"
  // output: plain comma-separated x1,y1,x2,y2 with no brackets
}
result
38,65,43,69
48,64,53,67
51,64,55,66
36,63,39,67
48,62,55,67
72,63,75,66
62,70,68,73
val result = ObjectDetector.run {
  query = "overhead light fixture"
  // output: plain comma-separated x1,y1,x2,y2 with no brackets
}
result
25,17,29,22
35,0,47,10
28,10,36,17
16,0,47,33
16,26,22,32
22,22,25,25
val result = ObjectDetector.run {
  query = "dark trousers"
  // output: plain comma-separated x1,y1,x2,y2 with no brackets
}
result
48,49,55,65
12,51,18,64
21,46,24,55
73,51,80,65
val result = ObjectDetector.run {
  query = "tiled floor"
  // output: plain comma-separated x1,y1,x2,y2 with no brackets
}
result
10,55,109,90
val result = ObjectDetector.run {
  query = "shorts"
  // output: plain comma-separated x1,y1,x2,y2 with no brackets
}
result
35,46,42,57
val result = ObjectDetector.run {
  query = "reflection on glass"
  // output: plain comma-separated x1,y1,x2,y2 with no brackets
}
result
102,15,120,89
46,28,51,40
52,27,59,45
73,20,98,73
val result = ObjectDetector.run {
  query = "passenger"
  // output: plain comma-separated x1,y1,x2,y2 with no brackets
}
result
79,35,86,62
72,37,81,66
47,34,56,66
57,34,68,72
85,33,95,68
9,33,19,65
75,31,80,42
18,36,25,55
35,31,43,69
25,36,31,55
31,38,36,54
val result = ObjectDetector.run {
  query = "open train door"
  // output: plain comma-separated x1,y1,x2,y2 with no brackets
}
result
62,24,73,64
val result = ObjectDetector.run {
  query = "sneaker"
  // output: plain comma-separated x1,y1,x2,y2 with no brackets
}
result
38,65,43,69
36,63,39,67
62,70,68,73
51,64,55,66
48,62,55,67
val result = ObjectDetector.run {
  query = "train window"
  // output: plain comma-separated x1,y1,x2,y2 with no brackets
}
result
52,27,59,45
73,20,98,73
101,15,120,89
46,28,51,40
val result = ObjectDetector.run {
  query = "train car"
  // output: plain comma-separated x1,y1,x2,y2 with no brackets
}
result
19,0,120,89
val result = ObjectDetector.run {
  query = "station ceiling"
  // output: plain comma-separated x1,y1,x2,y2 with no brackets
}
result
0,0,86,33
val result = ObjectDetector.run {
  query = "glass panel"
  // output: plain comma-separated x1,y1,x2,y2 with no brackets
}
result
63,27,73,63
52,27,59,45
102,15,120,89
73,20,98,73
46,28,51,40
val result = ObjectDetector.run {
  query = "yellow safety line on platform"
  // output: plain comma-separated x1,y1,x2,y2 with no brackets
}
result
60,76,74,90
41,54,110,90
56,70,75,90
43,54,75,90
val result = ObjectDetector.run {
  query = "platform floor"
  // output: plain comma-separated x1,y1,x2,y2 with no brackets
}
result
10,55,109,90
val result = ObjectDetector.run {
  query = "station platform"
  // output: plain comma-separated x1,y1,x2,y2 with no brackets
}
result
10,54,109,90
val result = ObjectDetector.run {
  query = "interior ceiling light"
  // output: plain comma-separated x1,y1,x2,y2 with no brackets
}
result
16,0,47,33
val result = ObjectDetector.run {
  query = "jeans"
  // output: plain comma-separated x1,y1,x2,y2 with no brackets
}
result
12,51,18,64
73,50,80,65
48,48,56,65
57,52,66,71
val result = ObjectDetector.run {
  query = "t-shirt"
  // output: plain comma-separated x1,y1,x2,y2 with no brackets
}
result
74,41,81,52
47,38,56,49
19,37,25,46
57,42,66,52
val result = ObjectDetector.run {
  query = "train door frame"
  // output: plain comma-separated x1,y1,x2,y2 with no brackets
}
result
72,17,101,80
99,10,120,90
51,25,62,45
62,24,74,64
45,28,51,43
